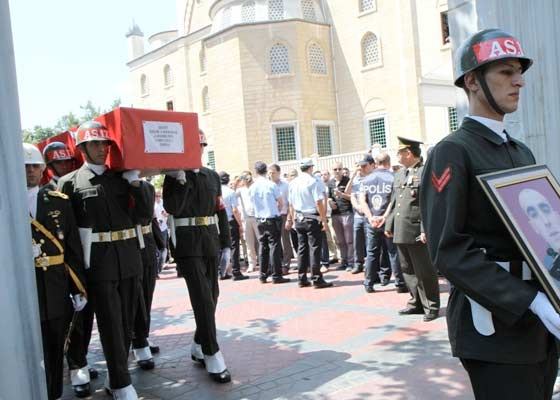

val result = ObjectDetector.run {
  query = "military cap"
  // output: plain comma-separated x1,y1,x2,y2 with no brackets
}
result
397,136,423,150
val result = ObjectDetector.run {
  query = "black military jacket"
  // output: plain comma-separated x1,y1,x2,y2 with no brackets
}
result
420,117,549,364
134,182,158,268
32,187,86,321
58,165,153,282
386,161,424,244
163,167,231,258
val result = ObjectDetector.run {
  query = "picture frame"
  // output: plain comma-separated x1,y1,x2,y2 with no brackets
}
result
478,164,560,313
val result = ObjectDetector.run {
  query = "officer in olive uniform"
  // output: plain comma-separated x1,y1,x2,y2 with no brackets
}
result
131,180,159,370
162,130,232,383
421,29,559,399
43,140,98,398
58,121,152,400
385,137,440,321
24,143,87,400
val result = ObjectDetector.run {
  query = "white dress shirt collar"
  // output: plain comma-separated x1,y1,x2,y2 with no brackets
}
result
467,115,507,142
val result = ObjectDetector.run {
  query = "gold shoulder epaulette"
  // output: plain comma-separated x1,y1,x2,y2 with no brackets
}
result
47,190,69,200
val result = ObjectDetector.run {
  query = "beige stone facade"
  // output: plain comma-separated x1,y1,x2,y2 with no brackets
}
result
127,0,456,172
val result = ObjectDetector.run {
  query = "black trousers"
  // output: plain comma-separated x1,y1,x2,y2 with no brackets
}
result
295,218,323,282
133,243,158,349
397,243,440,313
90,277,140,389
66,302,94,371
229,219,241,274
461,343,558,400
177,257,220,356
41,316,67,400
257,217,283,280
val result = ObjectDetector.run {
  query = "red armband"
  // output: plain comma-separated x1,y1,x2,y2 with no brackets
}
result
215,195,226,211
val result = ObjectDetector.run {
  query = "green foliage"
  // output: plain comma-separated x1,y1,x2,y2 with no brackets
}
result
21,98,122,143
152,174,165,189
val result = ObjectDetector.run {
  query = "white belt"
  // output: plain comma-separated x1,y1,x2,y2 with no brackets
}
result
174,216,218,227
91,228,137,243
468,261,532,336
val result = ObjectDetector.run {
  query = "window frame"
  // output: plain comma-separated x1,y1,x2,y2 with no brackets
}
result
268,42,292,77
361,32,383,71
363,112,389,148
312,120,335,157
202,86,210,114
270,121,301,162
268,0,285,21
241,0,256,23
140,74,149,97
307,42,327,76
358,0,377,17
163,64,174,88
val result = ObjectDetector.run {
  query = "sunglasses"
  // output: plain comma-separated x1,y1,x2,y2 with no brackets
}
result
333,168,342,171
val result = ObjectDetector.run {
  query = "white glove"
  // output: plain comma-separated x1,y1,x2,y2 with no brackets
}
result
529,291,560,340
72,294,87,312
165,170,186,185
122,169,141,184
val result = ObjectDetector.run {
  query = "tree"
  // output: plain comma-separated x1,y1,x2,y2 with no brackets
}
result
22,125,57,144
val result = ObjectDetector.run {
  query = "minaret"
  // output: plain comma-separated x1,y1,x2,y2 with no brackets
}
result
125,21,144,61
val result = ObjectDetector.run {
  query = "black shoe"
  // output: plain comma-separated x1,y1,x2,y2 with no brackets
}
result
423,310,439,322
220,274,232,280
209,368,232,383
373,276,381,283
138,358,155,370
336,264,347,271
150,345,160,354
282,267,290,275
329,258,339,265
191,354,205,367
380,278,390,286
259,277,268,283
233,273,249,281
73,383,91,398
364,286,375,293
398,307,424,315
298,280,311,288
89,367,98,380
396,286,409,293
313,279,333,289
273,277,291,284
351,265,363,274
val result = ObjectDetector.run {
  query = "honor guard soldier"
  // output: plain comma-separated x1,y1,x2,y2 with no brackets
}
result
131,179,159,370
58,121,152,400
44,140,98,397
421,29,559,399
385,137,440,321
286,158,333,288
24,143,87,400
163,130,232,383
250,161,290,284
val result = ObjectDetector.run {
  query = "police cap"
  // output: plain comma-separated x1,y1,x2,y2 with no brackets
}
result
358,154,375,166
299,158,314,168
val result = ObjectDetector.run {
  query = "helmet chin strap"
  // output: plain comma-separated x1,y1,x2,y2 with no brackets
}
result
476,69,505,116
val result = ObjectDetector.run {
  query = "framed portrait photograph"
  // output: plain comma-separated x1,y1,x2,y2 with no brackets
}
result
478,165,560,313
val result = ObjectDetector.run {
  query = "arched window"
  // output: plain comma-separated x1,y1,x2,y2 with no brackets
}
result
301,0,317,21
269,0,284,21
362,32,381,67
222,6,232,28
359,0,376,13
140,74,148,95
202,86,210,112
163,65,173,86
308,43,326,74
241,1,256,23
269,43,290,75
200,47,207,73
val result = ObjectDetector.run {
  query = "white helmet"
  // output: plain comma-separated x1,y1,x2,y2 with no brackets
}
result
23,143,45,165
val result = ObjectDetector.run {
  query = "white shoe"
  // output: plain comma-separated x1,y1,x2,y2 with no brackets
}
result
111,384,138,400
132,346,153,362
70,365,90,385
204,350,227,374
247,265,255,272
191,341,205,365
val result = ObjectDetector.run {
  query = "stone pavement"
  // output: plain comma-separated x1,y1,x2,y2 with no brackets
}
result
60,264,560,400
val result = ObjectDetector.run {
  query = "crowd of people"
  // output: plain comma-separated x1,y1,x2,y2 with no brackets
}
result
22,28,560,400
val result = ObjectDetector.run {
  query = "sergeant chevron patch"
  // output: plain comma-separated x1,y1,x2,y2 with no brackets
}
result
431,167,451,193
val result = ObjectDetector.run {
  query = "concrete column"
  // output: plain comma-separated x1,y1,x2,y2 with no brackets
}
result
0,0,48,398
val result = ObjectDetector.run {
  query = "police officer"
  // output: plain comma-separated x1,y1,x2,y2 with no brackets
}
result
421,29,559,399
286,159,333,288
58,121,152,400
360,152,405,293
42,141,76,189
163,130,232,383
250,161,290,284
24,143,87,400
219,171,249,281
131,179,158,370
385,137,440,321
43,140,98,397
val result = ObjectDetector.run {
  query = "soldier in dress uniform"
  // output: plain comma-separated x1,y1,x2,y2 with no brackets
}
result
43,140,98,398
385,137,440,322
286,158,333,288
24,143,87,400
58,121,152,400
421,29,560,399
131,179,159,370
162,130,232,383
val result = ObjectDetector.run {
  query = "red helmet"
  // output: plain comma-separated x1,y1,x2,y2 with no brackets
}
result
199,129,208,146
43,141,74,164
76,121,114,146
